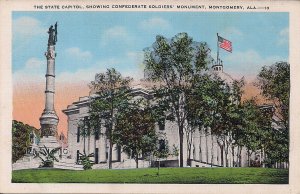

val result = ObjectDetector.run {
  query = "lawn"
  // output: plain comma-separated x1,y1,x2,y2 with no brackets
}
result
12,167,288,184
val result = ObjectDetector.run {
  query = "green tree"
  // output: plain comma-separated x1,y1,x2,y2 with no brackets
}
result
190,75,245,167
187,74,232,166
12,120,40,163
144,32,211,167
185,74,222,165
239,99,264,166
256,62,289,165
89,68,132,169
114,99,158,168
257,62,289,130
154,136,170,176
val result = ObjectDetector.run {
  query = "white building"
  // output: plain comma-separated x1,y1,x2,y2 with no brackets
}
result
62,63,254,169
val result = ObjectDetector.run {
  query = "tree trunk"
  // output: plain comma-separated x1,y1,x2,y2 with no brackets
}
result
219,144,224,167
199,136,202,162
238,146,242,167
232,145,235,167
186,129,193,166
224,141,229,167
206,133,209,164
187,138,191,166
94,134,97,163
262,147,265,168
179,126,184,167
225,151,228,167
109,140,113,169
157,160,160,176
83,134,86,154
210,134,214,167
135,156,139,168
109,91,114,169
88,135,90,155
247,149,250,167
260,149,262,167
236,146,240,167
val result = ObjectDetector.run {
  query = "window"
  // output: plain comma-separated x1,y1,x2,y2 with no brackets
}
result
77,127,80,143
95,129,99,140
158,119,165,131
95,123,100,140
95,148,99,164
29,133,34,144
158,139,166,151
117,145,121,162
105,141,109,160
76,150,80,163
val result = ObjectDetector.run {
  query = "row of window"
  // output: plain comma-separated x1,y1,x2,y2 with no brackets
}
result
76,119,165,143
213,66,223,71
76,127,100,143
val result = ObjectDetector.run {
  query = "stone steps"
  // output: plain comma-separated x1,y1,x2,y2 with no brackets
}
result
92,159,151,169
13,155,83,171
13,158,40,170
54,161,83,170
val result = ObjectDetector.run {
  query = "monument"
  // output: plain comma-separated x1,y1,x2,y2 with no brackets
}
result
39,22,60,149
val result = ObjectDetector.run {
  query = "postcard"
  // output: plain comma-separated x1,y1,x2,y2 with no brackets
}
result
0,0,299,193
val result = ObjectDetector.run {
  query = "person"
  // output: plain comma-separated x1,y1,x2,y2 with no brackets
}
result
47,24,57,45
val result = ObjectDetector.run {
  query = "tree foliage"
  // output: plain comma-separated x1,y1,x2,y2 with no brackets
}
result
12,120,40,163
257,62,289,130
257,62,289,164
114,99,158,168
144,32,212,167
89,68,132,169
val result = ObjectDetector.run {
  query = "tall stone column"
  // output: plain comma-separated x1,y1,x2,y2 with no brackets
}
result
39,23,59,138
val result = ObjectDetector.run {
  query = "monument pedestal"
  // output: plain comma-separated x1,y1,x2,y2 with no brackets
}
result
39,136,61,150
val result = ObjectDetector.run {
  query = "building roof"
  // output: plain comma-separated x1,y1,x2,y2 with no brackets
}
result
209,65,234,85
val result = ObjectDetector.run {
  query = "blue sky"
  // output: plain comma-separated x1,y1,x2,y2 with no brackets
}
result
12,11,289,84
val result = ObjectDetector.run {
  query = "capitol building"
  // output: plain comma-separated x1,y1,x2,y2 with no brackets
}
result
61,61,253,169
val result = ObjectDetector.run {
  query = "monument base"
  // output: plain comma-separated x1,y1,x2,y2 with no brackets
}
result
39,136,61,150
40,110,59,137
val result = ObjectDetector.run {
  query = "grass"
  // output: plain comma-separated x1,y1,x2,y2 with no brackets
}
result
12,167,288,184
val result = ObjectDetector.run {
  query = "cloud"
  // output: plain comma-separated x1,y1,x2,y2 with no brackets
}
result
222,27,243,37
13,16,46,40
126,51,145,79
25,58,44,69
13,58,45,84
223,49,286,80
13,16,47,54
127,51,144,65
140,17,171,31
277,27,288,45
56,58,120,83
100,26,130,47
65,47,92,60
56,67,99,84
56,54,146,84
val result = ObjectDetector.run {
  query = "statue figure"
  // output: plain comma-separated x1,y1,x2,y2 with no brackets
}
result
47,22,57,46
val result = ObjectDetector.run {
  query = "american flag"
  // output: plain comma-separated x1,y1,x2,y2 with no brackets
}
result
218,36,232,53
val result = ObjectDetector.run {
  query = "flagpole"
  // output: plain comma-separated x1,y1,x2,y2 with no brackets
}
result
217,33,219,65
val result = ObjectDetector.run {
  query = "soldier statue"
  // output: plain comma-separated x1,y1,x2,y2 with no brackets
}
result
47,22,57,46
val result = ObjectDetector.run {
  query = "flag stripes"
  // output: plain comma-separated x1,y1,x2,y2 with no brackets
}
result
218,36,232,53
